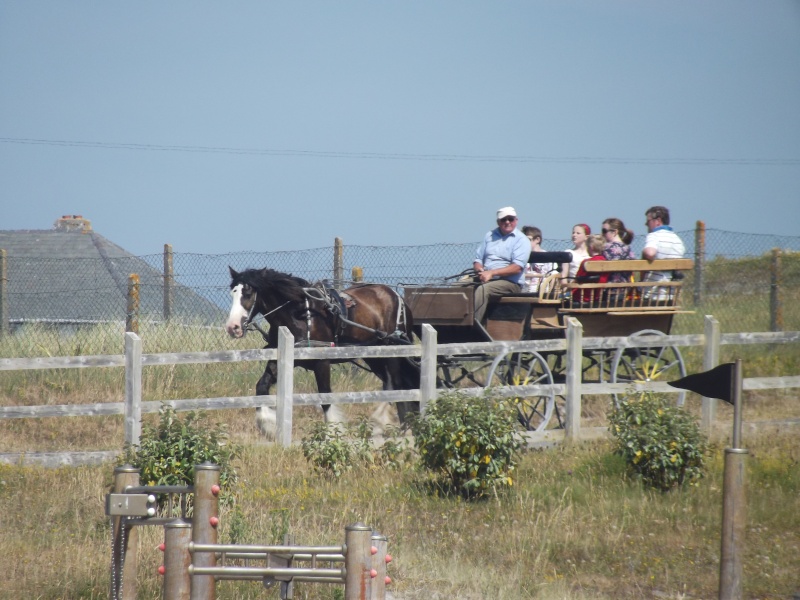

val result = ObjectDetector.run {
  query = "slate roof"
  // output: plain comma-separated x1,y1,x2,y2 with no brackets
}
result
0,217,223,326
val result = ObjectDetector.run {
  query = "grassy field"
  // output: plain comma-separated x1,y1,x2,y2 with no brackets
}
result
1,425,798,599
1,274,799,599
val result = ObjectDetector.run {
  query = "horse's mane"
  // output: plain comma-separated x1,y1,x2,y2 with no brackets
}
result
236,268,310,303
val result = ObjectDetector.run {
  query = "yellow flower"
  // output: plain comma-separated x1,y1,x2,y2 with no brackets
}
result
483,455,491,464
670,454,678,463
507,477,513,486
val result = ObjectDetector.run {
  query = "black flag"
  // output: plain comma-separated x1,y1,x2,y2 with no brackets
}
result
668,363,736,404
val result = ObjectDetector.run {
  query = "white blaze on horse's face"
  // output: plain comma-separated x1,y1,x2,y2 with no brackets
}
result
226,284,249,338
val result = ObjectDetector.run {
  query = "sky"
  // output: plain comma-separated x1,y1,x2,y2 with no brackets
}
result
2,1,799,256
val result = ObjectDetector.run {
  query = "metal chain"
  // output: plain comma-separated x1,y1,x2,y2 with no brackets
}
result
110,516,128,600
110,518,116,600
119,518,127,600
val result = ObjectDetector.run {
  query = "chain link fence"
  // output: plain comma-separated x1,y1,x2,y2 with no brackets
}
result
1,228,798,357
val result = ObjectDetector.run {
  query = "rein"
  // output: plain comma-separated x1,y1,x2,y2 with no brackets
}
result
243,291,291,342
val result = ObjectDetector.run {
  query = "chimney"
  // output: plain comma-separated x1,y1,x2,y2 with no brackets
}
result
54,215,92,233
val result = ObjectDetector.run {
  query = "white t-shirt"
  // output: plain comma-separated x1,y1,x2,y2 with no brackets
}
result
566,247,590,279
642,229,686,282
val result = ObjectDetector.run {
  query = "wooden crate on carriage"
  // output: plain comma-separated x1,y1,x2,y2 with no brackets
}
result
403,284,535,342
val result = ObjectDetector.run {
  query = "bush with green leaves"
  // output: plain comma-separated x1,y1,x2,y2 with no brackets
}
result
609,391,709,491
301,416,413,476
409,390,522,498
119,404,240,496
301,418,373,477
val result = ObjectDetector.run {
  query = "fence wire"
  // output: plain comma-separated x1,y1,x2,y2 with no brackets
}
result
1,229,798,357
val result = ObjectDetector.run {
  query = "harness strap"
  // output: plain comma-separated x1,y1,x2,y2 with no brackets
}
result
243,291,291,344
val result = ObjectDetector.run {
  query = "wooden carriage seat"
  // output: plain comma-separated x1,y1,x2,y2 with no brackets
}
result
564,258,694,312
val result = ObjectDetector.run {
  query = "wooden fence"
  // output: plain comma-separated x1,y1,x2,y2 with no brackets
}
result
1,316,799,467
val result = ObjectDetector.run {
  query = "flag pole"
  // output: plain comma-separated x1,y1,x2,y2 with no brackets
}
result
731,359,743,450
719,359,746,600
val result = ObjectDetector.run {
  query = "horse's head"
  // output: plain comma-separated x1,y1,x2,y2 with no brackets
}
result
226,267,256,338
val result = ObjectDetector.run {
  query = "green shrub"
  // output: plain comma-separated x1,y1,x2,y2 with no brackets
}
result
409,390,522,498
301,416,414,476
119,404,240,500
608,391,708,491
301,417,373,477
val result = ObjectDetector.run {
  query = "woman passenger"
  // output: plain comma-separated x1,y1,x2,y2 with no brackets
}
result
561,223,591,284
601,217,636,304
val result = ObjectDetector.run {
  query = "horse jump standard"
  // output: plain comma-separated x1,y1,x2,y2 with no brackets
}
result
107,463,390,600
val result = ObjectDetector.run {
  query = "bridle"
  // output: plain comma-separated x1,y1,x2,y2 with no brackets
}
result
241,288,291,342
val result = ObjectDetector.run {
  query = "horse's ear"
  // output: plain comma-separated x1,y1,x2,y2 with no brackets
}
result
229,266,238,279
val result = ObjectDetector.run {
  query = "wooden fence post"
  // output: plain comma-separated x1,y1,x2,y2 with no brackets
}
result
565,317,583,441
702,315,721,431
124,332,142,447
420,324,438,414
694,221,705,305
334,238,344,290
770,248,783,332
191,463,220,600
0,249,7,336
352,266,363,283
276,327,295,447
163,244,174,322
126,274,140,333
110,465,140,600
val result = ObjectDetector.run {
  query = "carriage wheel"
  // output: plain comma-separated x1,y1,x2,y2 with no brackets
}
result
436,356,495,389
486,351,556,432
610,330,686,407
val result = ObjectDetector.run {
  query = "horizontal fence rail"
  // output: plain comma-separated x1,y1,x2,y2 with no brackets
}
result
1,318,799,466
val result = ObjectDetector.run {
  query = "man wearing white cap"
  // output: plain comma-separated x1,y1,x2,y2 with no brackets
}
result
471,206,529,325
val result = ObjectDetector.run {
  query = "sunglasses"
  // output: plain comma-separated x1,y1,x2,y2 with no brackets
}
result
499,216,517,223
602,228,615,234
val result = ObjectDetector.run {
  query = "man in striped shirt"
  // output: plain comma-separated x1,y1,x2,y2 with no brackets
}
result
642,205,686,300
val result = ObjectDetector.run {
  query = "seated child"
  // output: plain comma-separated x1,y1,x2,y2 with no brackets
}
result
571,234,609,304
522,225,557,293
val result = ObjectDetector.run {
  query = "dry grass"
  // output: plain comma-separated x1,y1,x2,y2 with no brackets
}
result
2,431,798,599
1,304,798,598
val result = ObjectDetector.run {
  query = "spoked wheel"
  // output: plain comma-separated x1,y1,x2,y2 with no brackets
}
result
611,329,686,407
486,351,556,432
436,356,494,389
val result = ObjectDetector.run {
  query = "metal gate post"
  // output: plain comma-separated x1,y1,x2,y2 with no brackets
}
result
191,463,220,600
110,465,139,600
163,519,192,600
345,523,372,600
370,532,388,600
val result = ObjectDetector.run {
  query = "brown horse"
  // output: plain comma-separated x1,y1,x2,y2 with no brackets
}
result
225,267,419,437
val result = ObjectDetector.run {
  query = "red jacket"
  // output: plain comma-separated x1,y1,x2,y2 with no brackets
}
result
572,255,609,303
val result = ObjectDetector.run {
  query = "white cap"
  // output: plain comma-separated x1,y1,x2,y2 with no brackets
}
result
496,206,517,220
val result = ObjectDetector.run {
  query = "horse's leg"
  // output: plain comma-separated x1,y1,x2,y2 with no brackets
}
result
313,360,345,424
255,360,278,440
390,357,421,426
367,360,398,437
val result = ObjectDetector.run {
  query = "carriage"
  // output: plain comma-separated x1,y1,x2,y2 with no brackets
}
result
402,253,695,432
